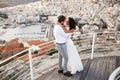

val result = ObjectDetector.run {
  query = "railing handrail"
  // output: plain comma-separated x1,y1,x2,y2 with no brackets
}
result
0,48,29,65
0,40,54,65
90,31,120,59
95,31,120,34
109,66,120,80
0,31,119,80
0,31,119,64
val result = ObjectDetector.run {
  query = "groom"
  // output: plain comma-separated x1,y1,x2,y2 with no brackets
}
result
53,15,72,77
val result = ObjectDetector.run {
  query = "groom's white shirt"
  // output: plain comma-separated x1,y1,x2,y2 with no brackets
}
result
53,24,68,44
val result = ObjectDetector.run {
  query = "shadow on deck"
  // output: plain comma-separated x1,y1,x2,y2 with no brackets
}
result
38,56,120,80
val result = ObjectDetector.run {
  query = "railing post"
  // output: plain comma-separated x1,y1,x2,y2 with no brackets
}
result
28,49,34,80
91,33,96,59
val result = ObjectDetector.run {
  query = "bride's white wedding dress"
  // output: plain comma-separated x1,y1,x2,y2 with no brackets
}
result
66,34,83,74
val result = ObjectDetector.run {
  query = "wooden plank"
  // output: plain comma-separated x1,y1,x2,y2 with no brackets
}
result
116,56,120,68
103,56,116,80
50,69,68,80
103,58,112,80
90,58,99,80
109,56,117,77
79,59,92,80
98,57,110,80
37,56,120,80
38,68,57,80
85,57,105,80
118,56,120,66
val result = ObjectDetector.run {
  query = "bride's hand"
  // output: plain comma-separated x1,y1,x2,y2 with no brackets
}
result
62,25,74,33
58,22,74,33
61,25,69,32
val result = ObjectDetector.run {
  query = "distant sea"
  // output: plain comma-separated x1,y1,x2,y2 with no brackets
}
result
0,0,39,8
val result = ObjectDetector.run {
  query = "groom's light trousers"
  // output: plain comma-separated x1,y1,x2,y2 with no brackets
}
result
56,43,68,73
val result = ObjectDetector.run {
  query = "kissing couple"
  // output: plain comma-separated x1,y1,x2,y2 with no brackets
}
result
53,15,84,77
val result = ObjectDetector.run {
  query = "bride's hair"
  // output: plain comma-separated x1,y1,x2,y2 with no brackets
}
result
68,17,76,30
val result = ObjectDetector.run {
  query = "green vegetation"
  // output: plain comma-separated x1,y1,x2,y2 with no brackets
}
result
0,58,14,67
19,43,24,48
17,50,28,57
17,47,28,57
47,49,58,56
33,50,38,54
0,12,8,19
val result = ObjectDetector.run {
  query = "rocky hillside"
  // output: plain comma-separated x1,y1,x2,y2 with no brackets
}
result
0,0,119,29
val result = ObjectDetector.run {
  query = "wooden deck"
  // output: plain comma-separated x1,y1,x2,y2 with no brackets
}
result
38,56,120,80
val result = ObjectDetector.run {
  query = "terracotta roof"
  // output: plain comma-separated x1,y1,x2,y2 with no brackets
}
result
1,39,54,61
1,38,20,55
19,41,54,61
27,40,46,46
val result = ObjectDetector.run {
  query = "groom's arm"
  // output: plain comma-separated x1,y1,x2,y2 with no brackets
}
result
59,27,69,38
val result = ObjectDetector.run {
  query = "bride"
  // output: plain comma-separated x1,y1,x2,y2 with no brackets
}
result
61,17,84,74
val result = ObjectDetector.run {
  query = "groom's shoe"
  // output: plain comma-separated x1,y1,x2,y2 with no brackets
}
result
58,70,63,73
63,71,72,77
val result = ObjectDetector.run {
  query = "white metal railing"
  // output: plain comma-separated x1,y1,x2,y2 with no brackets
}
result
91,33,96,59
0,31,119,80
90,31,120,59
84,32,120,80
0,40,54,80
109,66,120,80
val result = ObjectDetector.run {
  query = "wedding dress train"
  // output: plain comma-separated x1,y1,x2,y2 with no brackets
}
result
66,36,83,74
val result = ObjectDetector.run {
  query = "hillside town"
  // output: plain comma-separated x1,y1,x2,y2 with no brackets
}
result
0,0,120,80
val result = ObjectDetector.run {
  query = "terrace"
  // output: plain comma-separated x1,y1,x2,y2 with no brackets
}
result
0,32,120,80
